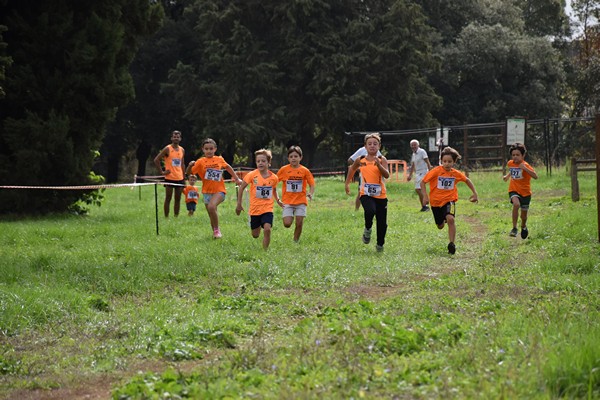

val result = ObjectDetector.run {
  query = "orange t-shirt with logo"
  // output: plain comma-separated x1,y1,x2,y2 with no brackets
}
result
183,185,199,204
507,160,535,197
244,169,279,216
164,145,185,181
358,158,387,199
190,156,229,194
276,164,315,206
422,166,468,207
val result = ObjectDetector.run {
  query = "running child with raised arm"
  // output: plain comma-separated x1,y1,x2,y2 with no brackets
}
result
187,138,243,238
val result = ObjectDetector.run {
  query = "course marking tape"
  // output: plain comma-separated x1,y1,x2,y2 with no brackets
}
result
0,182,184,190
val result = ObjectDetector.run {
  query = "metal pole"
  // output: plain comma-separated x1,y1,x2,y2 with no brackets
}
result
154,183,159,236
596,114,600,242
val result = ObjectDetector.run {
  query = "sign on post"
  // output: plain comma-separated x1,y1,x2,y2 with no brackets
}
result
506,118,526,145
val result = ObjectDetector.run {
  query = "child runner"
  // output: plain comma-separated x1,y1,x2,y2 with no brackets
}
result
503,142,538,239
345,132,389,252
183,174,199,216
276,146,316,242
153,130,185,217
421,146,478,255
236,149,281,250
187,138,243,238
348,144,382,211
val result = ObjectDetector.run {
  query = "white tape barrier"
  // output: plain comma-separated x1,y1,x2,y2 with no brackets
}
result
0,182,185,190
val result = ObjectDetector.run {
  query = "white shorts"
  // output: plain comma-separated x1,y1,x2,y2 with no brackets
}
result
414,171,427,189
282,204,307,218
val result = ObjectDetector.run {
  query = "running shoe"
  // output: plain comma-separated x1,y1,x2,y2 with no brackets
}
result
448,242,456,255
213,228,222,239
362,228,371,244
420,205,430,212
509,228,518,237
376,245,384,252
521,227,528,239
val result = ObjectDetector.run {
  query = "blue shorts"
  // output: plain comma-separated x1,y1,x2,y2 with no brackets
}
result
186,202,197,211
250,212,274,230
203,192,226,204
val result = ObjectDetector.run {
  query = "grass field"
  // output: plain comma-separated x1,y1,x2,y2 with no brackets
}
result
0,169,599,399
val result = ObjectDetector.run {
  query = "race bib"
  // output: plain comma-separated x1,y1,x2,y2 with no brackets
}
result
364,183,382,197
187,191,198,200
256,186,273,199
510,167,523,179
204,168,223,182
437,177,456,190
286,180,302,193
171,158,182,167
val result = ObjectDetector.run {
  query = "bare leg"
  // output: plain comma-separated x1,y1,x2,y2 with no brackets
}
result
205,194,225,230
446,214,456,243
520,209,528,229
293,216,304,242
164,186,174,217
511,197,521,229
262,223,272,249
173,187,183,217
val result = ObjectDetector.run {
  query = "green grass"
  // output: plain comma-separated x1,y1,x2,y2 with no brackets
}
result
0,170,598,399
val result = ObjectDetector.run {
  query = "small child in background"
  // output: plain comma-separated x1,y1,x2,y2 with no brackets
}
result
503,142,538,239
421,146,478,255
236,149,281,250
183,174,199,216
276,146,316,243
187,138,243,238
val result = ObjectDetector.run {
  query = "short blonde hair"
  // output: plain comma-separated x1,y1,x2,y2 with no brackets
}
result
255,148,272,163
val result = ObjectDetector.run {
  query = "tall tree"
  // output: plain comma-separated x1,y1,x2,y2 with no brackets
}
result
0,1,162,213
168,0,440,167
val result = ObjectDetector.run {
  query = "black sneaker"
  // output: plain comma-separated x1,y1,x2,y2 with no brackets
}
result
448,242,456,255
509,228,518,237
420,205,430,212
362,228,371,244
521,227,528,239
376,245,384,252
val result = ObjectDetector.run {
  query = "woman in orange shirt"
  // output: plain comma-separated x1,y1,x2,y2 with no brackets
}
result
345,133,390,252
421,147,478,255
153,130,185,218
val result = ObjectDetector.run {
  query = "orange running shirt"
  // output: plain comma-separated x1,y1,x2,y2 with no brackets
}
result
276,164,315,205
507,160,535,197
183,185,199,204
164,145,184,181
422,166,468,207
358,158,387,199
190,156,229,194
244,169,279,216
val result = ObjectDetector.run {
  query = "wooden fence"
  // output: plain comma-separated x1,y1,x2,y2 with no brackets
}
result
570,158,596,202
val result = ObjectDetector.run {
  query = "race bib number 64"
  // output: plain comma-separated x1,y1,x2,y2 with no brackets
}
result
256,186,273,199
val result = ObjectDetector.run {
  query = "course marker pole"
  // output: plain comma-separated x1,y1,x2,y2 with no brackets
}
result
155,183,159,236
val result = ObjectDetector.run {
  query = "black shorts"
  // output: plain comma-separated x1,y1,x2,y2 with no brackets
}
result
509,192,531,210
250,212,274,230
431,202,455,225
164,179,185,189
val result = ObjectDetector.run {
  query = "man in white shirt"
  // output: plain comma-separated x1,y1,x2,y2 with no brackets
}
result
406,139,433,211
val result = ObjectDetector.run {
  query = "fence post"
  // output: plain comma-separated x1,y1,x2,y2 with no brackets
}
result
571,157,580,202
596,114,600,242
